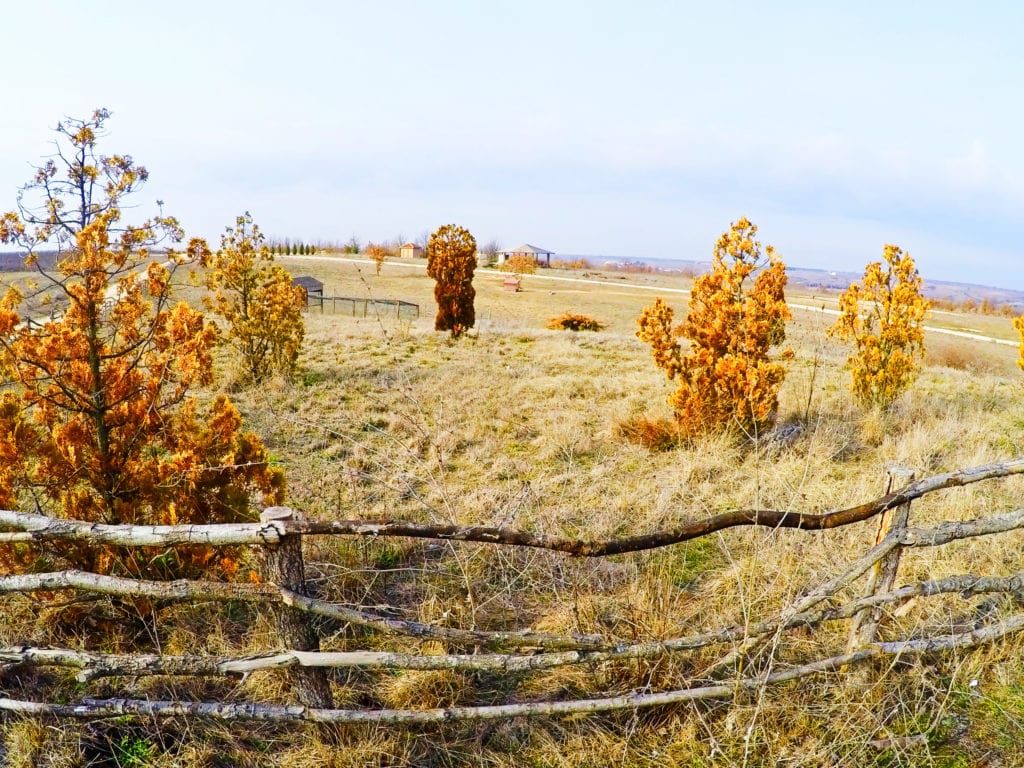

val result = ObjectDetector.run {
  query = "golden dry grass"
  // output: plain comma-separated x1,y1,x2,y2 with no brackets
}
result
6,260,1024,765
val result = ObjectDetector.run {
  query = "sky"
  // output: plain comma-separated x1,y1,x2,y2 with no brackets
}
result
3,1,1024,287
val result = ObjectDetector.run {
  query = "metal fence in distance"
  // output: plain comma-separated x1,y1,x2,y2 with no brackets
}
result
308,294,419,319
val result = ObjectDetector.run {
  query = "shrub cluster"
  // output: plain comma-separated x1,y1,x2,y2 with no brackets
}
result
500,254,538,274
205,213,306,383
546,312,604,332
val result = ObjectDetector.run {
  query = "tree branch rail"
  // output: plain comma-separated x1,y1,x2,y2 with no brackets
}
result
1,457,1022,555
4,457,1024,724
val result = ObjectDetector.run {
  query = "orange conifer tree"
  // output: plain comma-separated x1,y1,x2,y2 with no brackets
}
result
830,245,930,409
1014,314,1024,374
205,213,306,383
636,217,791,438
0,110,284,580
427,223,477,338
366,242,388,275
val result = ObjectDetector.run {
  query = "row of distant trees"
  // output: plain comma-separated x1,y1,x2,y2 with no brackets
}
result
266,241,318,256
932,296,1020,317
263,236,509,262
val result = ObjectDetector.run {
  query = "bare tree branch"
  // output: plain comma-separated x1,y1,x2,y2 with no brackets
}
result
5,568,1023,685
3,458,1022,554
0,570,606,651
4,612,1023,723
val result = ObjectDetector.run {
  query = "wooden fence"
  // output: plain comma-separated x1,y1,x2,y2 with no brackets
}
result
307,294,419,320
3,458,1024,724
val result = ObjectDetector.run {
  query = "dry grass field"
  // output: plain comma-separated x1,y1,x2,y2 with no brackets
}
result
5,256,1024,766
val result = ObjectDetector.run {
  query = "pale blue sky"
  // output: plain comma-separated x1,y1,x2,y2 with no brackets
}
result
3,1,1023,287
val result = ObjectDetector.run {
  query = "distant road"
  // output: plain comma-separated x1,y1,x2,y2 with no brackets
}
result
281,255,1018,348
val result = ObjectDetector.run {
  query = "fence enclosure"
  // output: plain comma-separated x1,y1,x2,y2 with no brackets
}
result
2,458,1024,725
307,294,419,320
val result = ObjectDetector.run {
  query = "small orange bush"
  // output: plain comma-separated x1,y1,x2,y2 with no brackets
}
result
636,217,791,438
830,245,929,409
501,254,538,274
1012,314,1024,376
546,312,604,332
205,213,306,383
366,242,388,275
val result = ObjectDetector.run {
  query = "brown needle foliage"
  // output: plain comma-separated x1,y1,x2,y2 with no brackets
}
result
426,223,477,338
636,217,791,438
204,212,306,383
365,242,388,275
0,110,284,581
501,254,538,275
830,245,930,409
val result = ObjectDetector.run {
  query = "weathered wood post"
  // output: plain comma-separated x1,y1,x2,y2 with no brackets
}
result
260,506,333,709
847,467,916,651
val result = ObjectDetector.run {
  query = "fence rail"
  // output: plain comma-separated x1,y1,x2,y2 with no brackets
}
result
4,458,1024,724
307,294,419,319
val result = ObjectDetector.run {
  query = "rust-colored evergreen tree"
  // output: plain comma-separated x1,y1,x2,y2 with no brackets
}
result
1014,314,1024,375
426,223,477,338
205,213,305,383
830,245,930,409
0,110,284,580
636,217,791,438
366,242,388,275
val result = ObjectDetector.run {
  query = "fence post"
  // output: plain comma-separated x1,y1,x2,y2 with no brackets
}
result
260,506,333,709
847,467,916,651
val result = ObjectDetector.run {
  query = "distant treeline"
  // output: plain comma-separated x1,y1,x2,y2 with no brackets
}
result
931,296,1022,317
0,251,58,271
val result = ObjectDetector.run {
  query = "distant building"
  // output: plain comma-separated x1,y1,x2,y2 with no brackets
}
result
400,242,424,259
292,275,323,308
497,244,554,268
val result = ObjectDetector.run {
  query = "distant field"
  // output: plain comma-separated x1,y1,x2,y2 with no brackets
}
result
281,254,1022,368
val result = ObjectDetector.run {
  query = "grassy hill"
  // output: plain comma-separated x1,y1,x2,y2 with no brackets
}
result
5,255,1024,766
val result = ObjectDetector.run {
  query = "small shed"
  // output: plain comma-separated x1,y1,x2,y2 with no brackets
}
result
400,242,424,259
502,276,522,292
292,275,324,307
498,243,554,268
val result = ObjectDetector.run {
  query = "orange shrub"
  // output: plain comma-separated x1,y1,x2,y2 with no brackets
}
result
1013,314,1024,375
205,213,306,383
545,312,604,332
501,254,538,274
636,217,791,438
366,242,388,275
830,245,930,409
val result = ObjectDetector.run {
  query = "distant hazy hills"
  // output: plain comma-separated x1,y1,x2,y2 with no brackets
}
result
593,256,1024,311
783,265,1024,310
